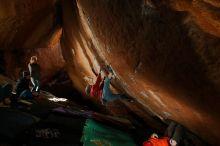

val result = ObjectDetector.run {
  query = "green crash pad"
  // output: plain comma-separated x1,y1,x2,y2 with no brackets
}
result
81,119,137,146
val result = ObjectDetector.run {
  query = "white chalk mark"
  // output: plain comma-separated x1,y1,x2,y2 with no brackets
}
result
149,90,167,108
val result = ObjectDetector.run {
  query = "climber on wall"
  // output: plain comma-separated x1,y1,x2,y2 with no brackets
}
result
143,121,184,146
85,68,105,103
15,71,33,100
85,65,133,105
28,56,41,95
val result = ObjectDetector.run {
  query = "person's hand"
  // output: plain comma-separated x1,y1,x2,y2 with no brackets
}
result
100,69,106,78
169,139,177,146
108,72,114,79
99,67,102,74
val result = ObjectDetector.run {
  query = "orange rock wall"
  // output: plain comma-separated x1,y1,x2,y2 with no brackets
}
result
0,0,65,82
0,0,219,145
61,0,220,145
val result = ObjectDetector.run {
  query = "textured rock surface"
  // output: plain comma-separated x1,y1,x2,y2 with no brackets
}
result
0,0,60,48
0,0,220,145
169,0,220,37
2,42,65,82
0,0,64,82
61,0,220,145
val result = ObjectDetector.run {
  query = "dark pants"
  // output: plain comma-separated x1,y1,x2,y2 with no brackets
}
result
165,121,183,145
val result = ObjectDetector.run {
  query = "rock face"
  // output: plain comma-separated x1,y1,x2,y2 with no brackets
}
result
0,0,65,82
0,0,62,49
169,0,220,37
61,0,220,145
2,42,65,83
0,0,220,145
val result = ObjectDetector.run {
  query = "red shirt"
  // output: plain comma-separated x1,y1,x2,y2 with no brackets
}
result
90,74,104,101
